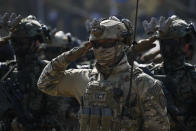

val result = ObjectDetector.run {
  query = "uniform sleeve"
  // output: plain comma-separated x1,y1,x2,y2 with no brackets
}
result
37,47,91,103
136,73,170,131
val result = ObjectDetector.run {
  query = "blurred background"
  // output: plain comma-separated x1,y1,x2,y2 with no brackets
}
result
0,0,195,41
0,0,196,64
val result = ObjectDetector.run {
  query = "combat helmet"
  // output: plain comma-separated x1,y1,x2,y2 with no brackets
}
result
158,15,196,39
143,15,196,40
11,15,50,43
89,16,133,43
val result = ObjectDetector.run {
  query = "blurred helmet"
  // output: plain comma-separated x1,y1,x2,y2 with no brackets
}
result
159,15,196,39
89,16,133,42
11,15,50,42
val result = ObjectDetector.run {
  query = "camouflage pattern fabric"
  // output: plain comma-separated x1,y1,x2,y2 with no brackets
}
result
0,55,67,131
144,16,196,131
37,42,170,130
0,13,78,131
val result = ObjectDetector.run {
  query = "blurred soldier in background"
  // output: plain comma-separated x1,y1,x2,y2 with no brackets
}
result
0,13,75,131
39,30,95,70
143,15,196,131
39,31,81,60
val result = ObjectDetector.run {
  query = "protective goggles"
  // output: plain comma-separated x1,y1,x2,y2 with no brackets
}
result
91,39,118,49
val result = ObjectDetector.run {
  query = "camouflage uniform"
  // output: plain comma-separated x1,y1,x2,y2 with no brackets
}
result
143,16,196,131
38,16,170,131
0,14,69,131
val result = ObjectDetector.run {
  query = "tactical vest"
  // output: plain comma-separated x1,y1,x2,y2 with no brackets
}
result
79,70,137,131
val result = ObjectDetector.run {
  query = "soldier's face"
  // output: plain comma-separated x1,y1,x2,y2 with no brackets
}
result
160,38,186,60
93,46,117,66
12,38,40,57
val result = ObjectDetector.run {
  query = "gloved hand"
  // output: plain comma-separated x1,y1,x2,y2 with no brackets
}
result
143,17,159,35
0,12,22,32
